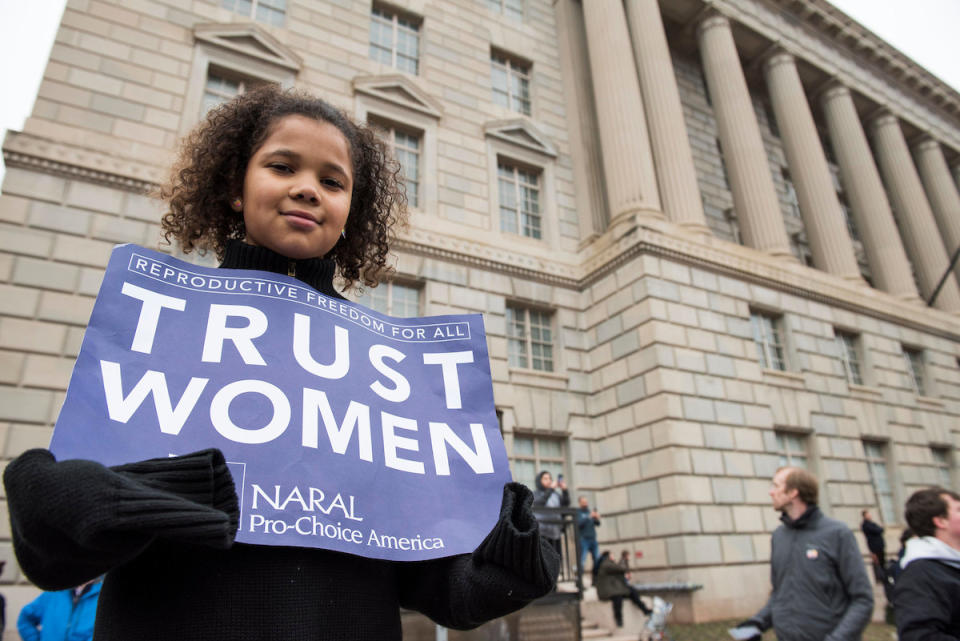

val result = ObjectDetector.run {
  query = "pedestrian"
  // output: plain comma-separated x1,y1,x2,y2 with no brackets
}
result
594,550,651,627
577,496,601,573
861,508,887,585
17,579,100,641
893,487,960,640
533,470,570,558
734,466,873,641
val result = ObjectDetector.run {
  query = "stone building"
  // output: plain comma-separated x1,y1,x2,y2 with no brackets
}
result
1,0,959,626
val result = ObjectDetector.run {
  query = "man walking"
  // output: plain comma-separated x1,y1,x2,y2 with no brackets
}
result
861,509,886,582
894,487,960,640
576,496,601,573
736,467,873,641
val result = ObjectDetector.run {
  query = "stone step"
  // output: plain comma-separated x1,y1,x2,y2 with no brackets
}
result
582,630,637,641
581,618,639,641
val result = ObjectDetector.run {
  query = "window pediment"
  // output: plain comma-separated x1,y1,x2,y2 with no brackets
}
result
194,23,302,72
352,75,443,119
484,119,557,158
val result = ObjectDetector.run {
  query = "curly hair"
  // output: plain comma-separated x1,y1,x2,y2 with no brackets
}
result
160,85,407,289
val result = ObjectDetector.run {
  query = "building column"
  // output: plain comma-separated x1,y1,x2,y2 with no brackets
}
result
695,14,792,258
870,113,960,312
762,52,861,281
581,0,662,232
623,0,708,234
820,85,920,301
913,138,960,282
555,0,608,238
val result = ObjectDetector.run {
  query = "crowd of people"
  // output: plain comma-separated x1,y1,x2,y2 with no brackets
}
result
0,83,955,640
553,465,958,639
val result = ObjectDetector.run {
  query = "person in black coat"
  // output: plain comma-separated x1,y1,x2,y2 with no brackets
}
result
893,487,960,641
594,551,650,628
861,509,887,584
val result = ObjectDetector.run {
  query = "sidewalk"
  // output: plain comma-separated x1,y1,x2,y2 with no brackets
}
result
667,620,897,640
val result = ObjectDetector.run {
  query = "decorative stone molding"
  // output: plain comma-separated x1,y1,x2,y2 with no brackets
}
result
482,118,557,158
2,131,161,193
713,0,960,154
193,22,302,72
395,230,580,288
352,75,443,120
400,218,960,341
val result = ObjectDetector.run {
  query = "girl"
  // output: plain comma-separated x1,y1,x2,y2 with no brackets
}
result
4,85,558,641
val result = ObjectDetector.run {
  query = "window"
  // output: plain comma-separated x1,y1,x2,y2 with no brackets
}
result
932,447,952,487
371,119,421,208
182,25,300,134
354,76,441,215
751,311,786,371
716,139,730,189
775,431,808,467
506,306,553,371
222,0,285,26
782,168,801,218
724,208,742,245
498,161,541,238
838,191,859,241
765,101,780,137
369,5,420,74
201,70,266,116
902,346,926,395
511,434,565,490
834,329,863,385
863,441,895,524
491,51,531,115
487,0,523,20
358,282,421,317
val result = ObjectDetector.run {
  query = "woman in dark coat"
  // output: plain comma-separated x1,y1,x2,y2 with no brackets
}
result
595,551,651,627
532,470,569,557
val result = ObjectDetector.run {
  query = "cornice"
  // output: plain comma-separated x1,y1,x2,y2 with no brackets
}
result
2,131,162,194
395,230,580,287
396,223,960,341
712,0,960,153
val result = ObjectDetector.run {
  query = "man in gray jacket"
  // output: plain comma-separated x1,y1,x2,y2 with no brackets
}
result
736,467,874,641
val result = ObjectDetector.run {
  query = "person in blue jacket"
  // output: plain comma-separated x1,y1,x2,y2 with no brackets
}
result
17,579,100,641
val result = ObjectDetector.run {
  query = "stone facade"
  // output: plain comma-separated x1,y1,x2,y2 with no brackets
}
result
1,0,959,625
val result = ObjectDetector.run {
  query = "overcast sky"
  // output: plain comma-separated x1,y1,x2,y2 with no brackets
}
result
1,0,959,186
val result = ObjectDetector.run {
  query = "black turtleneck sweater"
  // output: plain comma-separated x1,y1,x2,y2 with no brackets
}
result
4,241,559,640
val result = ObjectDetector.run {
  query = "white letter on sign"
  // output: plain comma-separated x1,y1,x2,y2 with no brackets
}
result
429,422,494,475
100,360,207,435
210,380,290,444
382,412,424,475
422,351,474,409
369,344,410,403
120,282,187,354
293,314,350,379
202,305,268,365
302,389,373,462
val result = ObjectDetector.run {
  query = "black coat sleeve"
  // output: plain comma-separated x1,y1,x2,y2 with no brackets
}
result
3,448,239,590
396,482,559,630
894,562,960,641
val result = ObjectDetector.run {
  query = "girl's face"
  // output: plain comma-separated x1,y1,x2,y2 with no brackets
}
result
237,114,353,260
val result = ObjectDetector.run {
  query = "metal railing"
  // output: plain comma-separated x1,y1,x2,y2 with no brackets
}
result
532,506,583,597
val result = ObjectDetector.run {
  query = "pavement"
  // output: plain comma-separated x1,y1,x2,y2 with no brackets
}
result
666,620,898,640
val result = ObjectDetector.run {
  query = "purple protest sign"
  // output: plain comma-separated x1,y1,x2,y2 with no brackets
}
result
49,244,512,561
